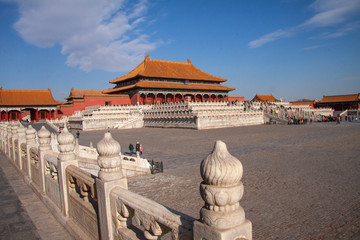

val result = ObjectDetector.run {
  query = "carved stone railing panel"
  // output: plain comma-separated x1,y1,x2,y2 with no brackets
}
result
20,143,27,174
30,147,40,187
111,187,194,240
44,154,61,208
14,139,19,165
66,165,99,239
45,154,58,180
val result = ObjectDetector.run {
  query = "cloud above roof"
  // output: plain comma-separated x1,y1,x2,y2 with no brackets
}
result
248,0,360,48
13,0,159,72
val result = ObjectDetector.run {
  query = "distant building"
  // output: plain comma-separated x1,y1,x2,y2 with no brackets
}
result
104,55,235,105
0,88,62,122
228,96,245,103
58,88,130,117
251,94,278,102
290,100,315,108
315,93,360,111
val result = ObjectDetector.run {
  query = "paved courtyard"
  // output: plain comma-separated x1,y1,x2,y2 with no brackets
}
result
77,122,360,240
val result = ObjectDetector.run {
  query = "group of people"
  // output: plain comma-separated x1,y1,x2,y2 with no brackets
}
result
128,142,142,155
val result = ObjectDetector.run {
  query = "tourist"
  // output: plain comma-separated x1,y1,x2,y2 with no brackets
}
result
76,131,80,138
139,144,143,155
129,143,134,155
136,142,140,154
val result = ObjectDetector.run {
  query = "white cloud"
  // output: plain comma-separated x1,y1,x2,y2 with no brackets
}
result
12,0,160,72
248,29,293,49
248,0,360,48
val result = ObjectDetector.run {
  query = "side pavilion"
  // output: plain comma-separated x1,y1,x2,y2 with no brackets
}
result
0,88,63,122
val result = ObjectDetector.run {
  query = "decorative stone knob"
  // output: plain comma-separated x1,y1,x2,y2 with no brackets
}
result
58,125,75,161
200,141,243,186
199,141,246,229
17,124,26,139
26,125,37,144
38,126,51,151
97,132,122,181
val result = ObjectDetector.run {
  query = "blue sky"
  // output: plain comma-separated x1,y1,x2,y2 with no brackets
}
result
1,0,360,101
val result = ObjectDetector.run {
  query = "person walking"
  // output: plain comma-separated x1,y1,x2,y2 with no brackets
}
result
135,142,140,154
129,143,134,155
139,144,143,155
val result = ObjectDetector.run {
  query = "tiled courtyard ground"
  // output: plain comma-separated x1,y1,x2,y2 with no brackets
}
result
78,122,360,240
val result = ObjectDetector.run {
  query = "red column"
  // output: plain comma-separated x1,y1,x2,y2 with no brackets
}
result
5,110,8,121
145,94,148,105
35,109,39,122
155,94,158,104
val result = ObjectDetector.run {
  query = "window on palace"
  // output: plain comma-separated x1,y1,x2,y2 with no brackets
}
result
105,101,111,106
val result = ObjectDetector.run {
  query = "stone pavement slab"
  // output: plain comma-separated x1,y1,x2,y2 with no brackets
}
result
0,153,73,240
78,122,360,240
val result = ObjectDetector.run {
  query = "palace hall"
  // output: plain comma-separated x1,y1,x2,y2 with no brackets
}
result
103,55,235,105
0,88,62,122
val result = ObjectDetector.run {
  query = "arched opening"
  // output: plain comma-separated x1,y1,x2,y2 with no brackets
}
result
166,94,174,103
184,94,195,102
140,93,146,105
38,110,50,120
8,110,21,121
218,95,224,102
195,94,202,102
147,93,156,104
203,94,209,102
157,93,165,104
175,94,183,103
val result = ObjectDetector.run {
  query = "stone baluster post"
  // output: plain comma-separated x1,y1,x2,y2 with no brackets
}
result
0,123,7,152
96,132,127,240
38,126,52,193
17,124,26,170
194,141,252,240
25,125,37,181
57,125,78,216
11,123,18,162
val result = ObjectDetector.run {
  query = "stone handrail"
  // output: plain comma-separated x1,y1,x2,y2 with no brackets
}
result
111,187,194,239
66,164,97,203
0,122,252,240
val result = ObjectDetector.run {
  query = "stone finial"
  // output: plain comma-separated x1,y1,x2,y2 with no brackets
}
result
17,124,26,139
38,126,51,152
200,141,243,186
26,125,37,145
97,132,123,181
57,125,75,161
199,141,246,229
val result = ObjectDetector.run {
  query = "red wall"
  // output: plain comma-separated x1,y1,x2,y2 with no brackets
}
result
58,95,131,118
228,96,244,102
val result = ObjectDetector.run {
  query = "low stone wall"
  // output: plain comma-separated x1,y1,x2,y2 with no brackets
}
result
144,102,264,129
0,121,252,240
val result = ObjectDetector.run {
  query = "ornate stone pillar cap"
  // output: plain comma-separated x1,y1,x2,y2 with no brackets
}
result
57,125,74,146
97,132,121,157
26,125,36,135
38,126,50,138
200,140,243,187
